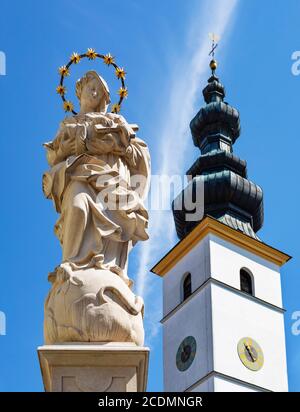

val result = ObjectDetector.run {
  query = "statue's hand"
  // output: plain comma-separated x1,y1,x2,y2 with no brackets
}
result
74,124,87,155
86,132,117,155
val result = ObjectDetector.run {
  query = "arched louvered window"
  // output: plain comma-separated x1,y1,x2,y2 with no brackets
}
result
240,268,254,296
182,272,192,301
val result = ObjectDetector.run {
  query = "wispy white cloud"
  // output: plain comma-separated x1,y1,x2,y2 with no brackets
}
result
136,0,239,342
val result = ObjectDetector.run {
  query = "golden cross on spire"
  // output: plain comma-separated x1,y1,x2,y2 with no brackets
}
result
208,33,220,58
208,33,220,73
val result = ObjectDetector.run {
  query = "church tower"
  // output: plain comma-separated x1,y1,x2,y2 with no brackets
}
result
151,58,290,392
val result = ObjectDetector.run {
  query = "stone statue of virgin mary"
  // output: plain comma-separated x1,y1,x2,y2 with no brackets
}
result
42,71,150,346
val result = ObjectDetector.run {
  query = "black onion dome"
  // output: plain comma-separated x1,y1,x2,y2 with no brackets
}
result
172,70,264,240
203,75,225,103
190,74,241,152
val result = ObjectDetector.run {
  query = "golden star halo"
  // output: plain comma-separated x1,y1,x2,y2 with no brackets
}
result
70,52,81,64
57,49,128,115
56,85,66,95
115,67,126,80
111,103,121,114
86,48,97,60
58,66,70,77
103,53,115,65
118,87,128,99
63,100,74,112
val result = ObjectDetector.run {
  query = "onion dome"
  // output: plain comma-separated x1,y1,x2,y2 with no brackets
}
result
172,62,264,240
190,74,240,153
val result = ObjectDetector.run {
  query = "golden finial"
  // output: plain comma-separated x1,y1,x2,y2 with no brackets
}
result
209,59,218,72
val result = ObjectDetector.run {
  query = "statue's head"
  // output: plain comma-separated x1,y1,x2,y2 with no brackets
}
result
76,70,110,114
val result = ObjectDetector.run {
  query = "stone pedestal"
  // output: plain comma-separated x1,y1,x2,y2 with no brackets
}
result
38,342,149,392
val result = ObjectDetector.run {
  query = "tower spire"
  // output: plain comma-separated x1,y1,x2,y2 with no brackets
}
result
172,45,264,240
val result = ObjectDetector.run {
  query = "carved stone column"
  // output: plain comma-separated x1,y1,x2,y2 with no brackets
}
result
38,343,149,392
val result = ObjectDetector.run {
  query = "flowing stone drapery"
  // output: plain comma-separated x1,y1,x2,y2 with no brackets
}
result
42,72,150,345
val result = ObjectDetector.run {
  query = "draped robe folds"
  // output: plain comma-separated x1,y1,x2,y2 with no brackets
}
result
42,112,150,286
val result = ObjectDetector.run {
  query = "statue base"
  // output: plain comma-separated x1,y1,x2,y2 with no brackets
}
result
37,342,149,392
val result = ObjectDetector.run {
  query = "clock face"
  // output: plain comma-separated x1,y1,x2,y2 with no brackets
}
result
237,337,264,371
176,336,197,371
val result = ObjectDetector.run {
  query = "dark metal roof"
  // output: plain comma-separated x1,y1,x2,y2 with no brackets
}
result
172,72,264,240
187,149,247,178
218,214,260,240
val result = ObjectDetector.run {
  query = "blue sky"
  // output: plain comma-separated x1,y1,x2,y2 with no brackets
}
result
0,0,299,392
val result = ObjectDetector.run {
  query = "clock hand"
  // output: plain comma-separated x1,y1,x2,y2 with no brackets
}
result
244,343,256,362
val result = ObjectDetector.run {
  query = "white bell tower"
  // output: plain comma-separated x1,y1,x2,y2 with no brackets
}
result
151,59,290,392
151,217,290,392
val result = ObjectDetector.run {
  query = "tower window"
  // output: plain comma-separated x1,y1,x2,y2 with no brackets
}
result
240,268,254,296
182,272,192,301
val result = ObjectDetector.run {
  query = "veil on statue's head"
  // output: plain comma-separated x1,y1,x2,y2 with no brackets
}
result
75,70,111,105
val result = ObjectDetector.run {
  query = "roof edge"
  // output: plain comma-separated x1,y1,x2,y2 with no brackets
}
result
151,216,291,277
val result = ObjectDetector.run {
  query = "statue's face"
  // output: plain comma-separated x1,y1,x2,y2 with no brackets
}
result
80,77,104,111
